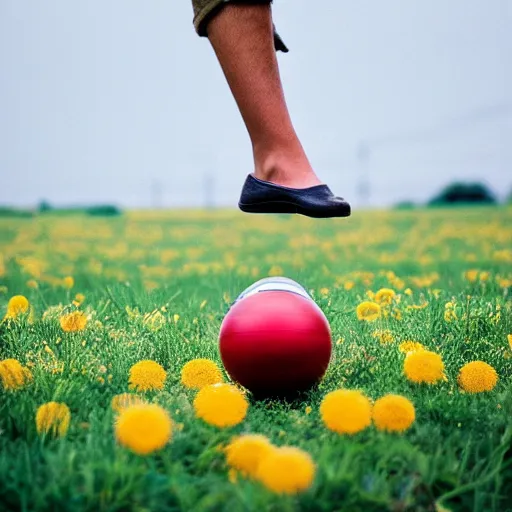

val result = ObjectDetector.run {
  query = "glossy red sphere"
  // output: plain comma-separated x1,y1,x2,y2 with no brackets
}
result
219,291,332,396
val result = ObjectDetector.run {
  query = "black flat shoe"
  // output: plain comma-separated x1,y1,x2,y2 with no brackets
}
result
238,174,351,218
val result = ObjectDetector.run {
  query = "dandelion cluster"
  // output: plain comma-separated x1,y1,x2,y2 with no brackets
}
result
4,295,29,320
180,358,223,389
73,293,86,306
62,276,74,289
374,288,396,305
128,360,167,392
320,390,372,434
256,447,315,495
356,301,381,321
36,402,71,437
404,350,445,384
0,358,32,391
115,403,172,455
458,361,498,393
60,311,87,332
193,383,248,427
223,433,315,494
225,434,274,478
372,394,415,432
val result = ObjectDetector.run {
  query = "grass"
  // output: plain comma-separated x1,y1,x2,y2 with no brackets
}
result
0,206,511,512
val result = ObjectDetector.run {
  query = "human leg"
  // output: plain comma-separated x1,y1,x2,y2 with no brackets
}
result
196,2,320,188
190,1,351,216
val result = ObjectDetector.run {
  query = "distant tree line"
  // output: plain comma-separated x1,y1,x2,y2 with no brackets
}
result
0,202,122,218
1,183,510,217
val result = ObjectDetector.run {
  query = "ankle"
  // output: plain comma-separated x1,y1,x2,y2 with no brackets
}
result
254,144,309,178
252,145,321,188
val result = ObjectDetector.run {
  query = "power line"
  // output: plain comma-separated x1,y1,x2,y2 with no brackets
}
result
354,102,511,205
368,102,511,148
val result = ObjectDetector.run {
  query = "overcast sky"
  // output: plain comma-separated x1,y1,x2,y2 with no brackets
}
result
1,0,510,208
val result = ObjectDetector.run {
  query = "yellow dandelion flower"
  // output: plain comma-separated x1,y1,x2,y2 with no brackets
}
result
60,311,87,332
457,361,498,393
180,359,223,389
225,434,274,478
444,301,457,322
129,360,167,392
305,406,312,415
404,288,413,296
320,287,329,296
464,269,478,282
507,334,512,350
111,393,145,413
4,295,29,320
36,402,71,437
193,383,248,428
27,279,38,289
497,277,512,288
356,301,381,322
62,276,74,289
320,389,372,434
74,293,85,305
268,265,283,277
391,277,405,290
0,358,32,391
344,280,355,291
143,310,166,331
256,446,315,495
404,350,444,384
372,329,394,345
444,309,457,322
372,394,415,433
399,341,425,354
479,271,489,282
115,403,172,455
375,288,396,305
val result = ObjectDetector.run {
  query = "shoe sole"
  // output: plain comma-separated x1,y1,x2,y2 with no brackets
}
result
238,200,351,219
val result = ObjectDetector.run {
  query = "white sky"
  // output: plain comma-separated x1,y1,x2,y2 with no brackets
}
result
0,0,510,208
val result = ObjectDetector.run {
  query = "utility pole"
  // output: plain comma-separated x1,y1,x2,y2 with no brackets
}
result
203,172,214,209
356,141,371,207
150,179,163,209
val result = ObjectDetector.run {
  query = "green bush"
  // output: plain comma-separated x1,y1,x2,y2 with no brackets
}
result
86,205,122,216
0,207,34,218
429,182,496,206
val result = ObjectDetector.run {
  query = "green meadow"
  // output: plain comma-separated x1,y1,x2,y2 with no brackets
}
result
0,207,511,512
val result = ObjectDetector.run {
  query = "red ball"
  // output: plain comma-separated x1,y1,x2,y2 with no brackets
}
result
219,291,332,396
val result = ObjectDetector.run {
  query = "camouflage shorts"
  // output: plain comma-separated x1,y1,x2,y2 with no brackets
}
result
191,0,288,52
